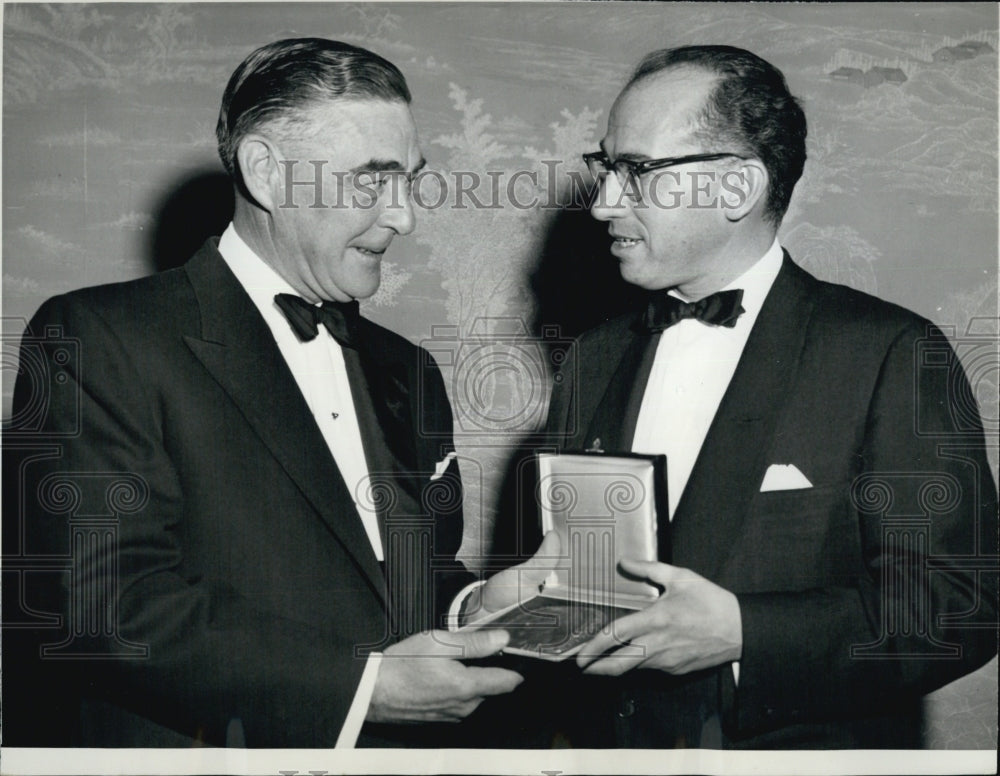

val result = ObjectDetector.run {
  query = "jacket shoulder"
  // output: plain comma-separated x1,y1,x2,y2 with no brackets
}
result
785,259,938,351
812,277,936,345
28,269,192,337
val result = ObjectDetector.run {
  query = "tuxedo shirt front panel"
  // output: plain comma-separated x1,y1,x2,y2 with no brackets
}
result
218,223,383,562
631,238,784,520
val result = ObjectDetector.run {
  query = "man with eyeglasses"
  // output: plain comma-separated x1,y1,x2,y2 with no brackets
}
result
501,45,997,749
4,37,556,748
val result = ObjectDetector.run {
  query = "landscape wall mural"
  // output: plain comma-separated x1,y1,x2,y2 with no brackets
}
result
3,2,997,749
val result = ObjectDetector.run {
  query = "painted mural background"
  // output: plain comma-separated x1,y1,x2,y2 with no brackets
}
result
2,2,997,749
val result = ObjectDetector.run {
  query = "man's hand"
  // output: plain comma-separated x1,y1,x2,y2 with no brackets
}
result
467,530,562,622
576,560,742,676
366,629,522,724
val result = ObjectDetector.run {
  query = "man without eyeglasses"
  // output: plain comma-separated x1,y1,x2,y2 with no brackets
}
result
506,44,997,749
5,37,554,748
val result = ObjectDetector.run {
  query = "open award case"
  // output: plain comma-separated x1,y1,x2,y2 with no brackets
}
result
465,451,668,661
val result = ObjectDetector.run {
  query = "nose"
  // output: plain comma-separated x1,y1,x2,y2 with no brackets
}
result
590,172,629,222
379,184,416,236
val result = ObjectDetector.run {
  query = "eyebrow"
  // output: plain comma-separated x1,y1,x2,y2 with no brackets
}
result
350,157,427,175
597,142,650,163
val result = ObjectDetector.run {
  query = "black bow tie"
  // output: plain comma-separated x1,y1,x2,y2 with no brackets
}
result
643,289,745,332
274,293,361,349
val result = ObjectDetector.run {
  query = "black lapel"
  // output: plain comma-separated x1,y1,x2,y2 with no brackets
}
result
670,254,818,579
354,320,444,636
355,321,419,476
574,312,652,453
180,240,388,604
587,329,661,453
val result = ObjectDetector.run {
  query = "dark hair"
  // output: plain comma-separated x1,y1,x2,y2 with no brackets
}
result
216,37,411,181
627,45,806,225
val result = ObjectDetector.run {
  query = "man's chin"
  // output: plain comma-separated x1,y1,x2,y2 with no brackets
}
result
346,279,382,302
618,265,666,292
330,267,383,302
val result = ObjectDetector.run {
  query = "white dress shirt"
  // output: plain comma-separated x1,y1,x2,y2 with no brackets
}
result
218,223,382,747
630,238,783,685
632,239,784,518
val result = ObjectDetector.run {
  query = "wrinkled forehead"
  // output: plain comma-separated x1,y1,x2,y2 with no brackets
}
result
605,66,719,156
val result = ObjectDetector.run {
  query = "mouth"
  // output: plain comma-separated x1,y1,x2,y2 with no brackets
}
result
610,233,642,250
352,246,388,258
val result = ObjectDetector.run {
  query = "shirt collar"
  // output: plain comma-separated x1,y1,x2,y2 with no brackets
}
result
218,222,303,311
662,238,783,331
720,237,783,322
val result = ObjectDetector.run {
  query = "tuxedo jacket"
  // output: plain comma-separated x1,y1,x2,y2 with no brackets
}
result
4,239,471,747
498,254,998,749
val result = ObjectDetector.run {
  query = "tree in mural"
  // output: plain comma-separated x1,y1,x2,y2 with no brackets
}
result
782,222,879,294
39,3,114,43
415,83,602,558
348,5,403,40
422,83,601,335
363,262,412,309
136,5,195,65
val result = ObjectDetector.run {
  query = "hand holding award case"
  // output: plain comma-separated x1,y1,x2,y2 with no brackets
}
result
464,451,668,660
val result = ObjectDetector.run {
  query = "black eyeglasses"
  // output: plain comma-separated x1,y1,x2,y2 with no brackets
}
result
582,150,747,188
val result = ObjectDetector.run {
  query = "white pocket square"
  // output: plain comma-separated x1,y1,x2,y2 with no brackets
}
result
760,463,812,492
430,452,458,481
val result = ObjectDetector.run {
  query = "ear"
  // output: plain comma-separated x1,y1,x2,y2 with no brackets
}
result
235,133,282,213
720,159,768,222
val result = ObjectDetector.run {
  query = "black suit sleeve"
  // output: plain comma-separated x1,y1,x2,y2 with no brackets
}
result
13,296,373,747
727,323,998,735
